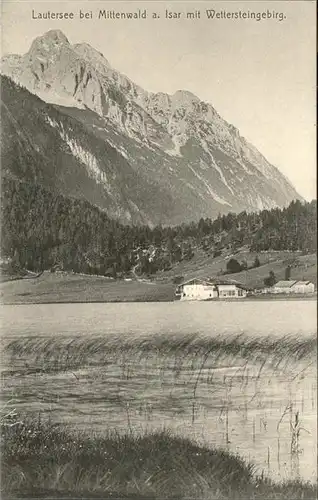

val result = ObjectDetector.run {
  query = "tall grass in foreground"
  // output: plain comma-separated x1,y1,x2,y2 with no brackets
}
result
1,418,317,500
2,332,316,497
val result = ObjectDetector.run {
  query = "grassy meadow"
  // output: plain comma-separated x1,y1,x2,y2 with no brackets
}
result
0,272,175,305
1,331,317,499
0,250,316,305
155,250,317,288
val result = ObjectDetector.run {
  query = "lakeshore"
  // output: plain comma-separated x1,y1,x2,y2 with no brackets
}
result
2,420,317,500
0,270,316,305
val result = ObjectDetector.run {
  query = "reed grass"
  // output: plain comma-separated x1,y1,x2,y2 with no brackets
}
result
1,332,316,498
2,332,316,376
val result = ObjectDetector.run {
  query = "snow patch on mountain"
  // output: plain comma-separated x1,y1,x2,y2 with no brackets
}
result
165,136,182,157
188,165,231,206
201,139,235,196
236,157,254,176
38,88,84,108
246,192,276,211
65,139,108,188
46,115,110,190
106,139,129,160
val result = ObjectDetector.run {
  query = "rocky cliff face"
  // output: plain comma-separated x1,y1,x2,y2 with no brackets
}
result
1,30,301,225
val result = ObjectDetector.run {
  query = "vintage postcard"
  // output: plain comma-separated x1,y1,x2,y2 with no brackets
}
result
0,1,316,499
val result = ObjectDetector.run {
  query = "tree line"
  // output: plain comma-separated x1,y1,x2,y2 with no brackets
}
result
1,176,316,277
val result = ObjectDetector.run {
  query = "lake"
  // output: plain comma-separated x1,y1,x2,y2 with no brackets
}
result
1,300,317,483
1,299,316,338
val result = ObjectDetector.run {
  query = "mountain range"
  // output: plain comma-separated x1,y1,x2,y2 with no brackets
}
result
1,29,301,226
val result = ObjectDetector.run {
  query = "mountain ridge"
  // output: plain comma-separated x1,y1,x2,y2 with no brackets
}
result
1,30,302,225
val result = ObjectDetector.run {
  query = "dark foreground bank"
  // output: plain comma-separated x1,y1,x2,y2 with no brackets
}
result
1,419,317,500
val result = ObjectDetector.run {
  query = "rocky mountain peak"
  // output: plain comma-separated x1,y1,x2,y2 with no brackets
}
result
73,43,110,69
0,31,301,224
30,30,70,53
27,30,71,72
172,89,200,103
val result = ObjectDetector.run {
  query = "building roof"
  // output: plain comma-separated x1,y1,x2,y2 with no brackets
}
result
273,280,297,288
179,278,207,286
273,280,313,288
179,277,249,289
291,281,312,286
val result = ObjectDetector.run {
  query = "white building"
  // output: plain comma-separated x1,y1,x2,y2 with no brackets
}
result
217,283,247,298
271,280,315,294
176,278,247,301
291,281,315,293
175,278,217,301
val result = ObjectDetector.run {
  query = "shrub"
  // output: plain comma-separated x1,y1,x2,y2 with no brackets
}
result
226,258,242,274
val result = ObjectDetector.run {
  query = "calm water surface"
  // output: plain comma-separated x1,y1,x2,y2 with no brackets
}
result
1,300,317,338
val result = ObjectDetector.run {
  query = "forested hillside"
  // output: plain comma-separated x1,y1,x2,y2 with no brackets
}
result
1,176,316,278
1,29,301,225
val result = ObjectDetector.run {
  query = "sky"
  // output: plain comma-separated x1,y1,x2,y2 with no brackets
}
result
1,0,316,200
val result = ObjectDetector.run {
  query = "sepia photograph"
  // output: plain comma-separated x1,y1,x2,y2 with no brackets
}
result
0,1,317,498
